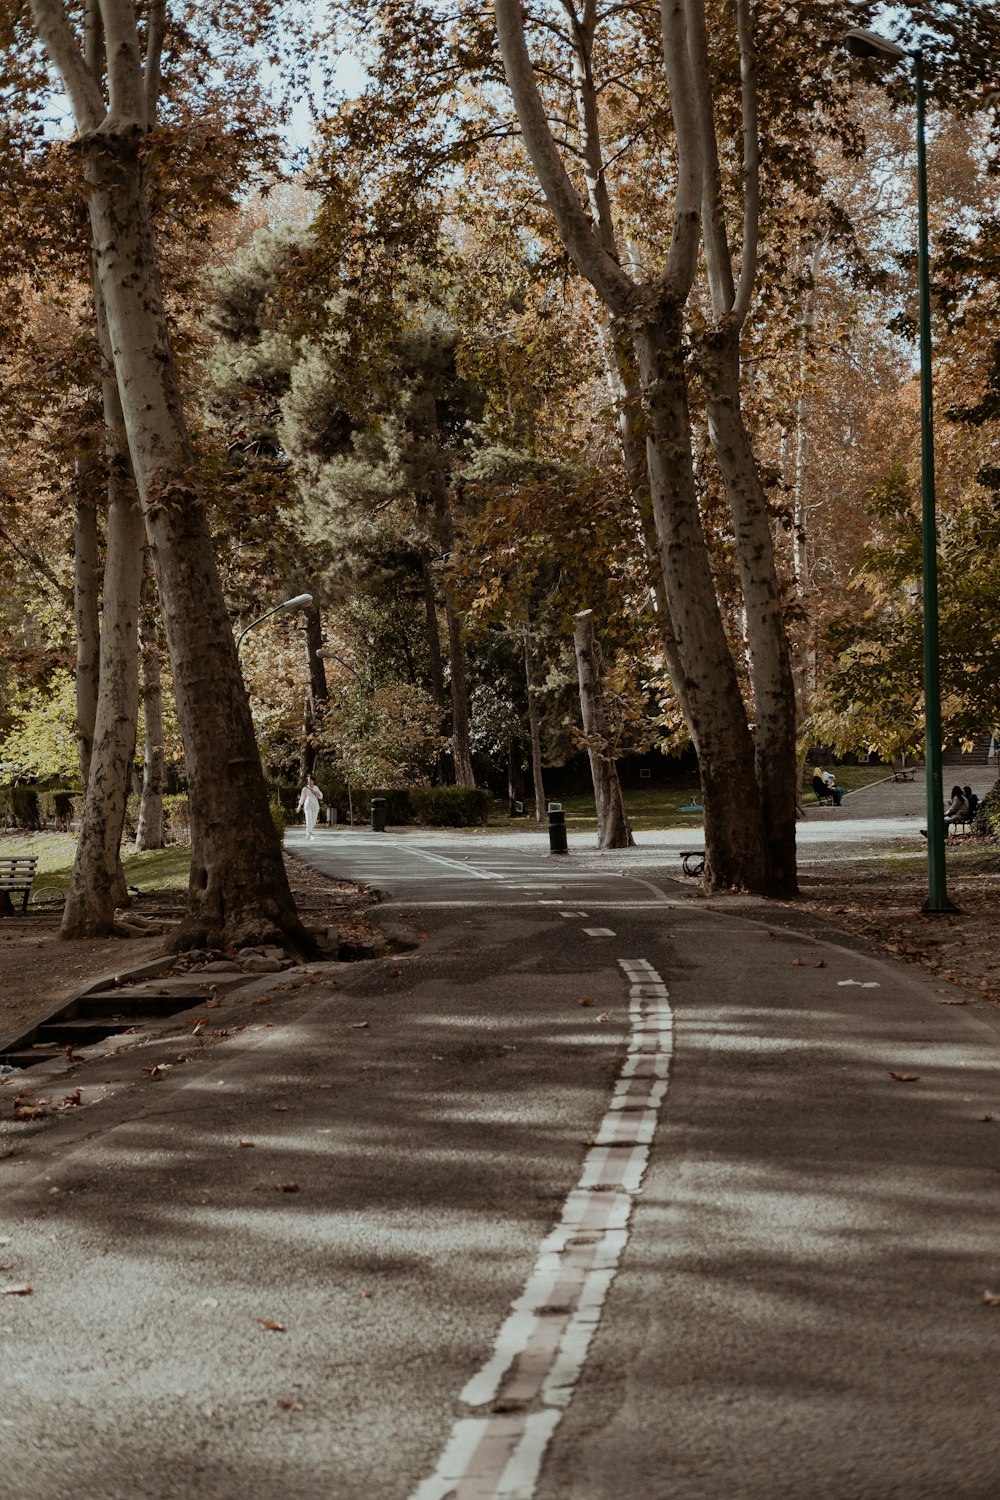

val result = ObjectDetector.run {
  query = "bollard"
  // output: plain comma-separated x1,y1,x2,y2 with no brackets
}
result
548,805,568,855
370,797,387,833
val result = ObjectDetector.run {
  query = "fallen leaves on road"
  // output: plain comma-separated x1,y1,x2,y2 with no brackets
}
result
983,1291,1000,1307
277,1399,303,1411
276,1181,299,1193
12,1091,51,1120
147,1065,170,1081
238,1139,255,1148
2,1284,32,1296
258,1318,286,1332
595,1011,611,1023
272,1103,293,1111
351,1021,369,1029
60,1089,82,1108
578,997,594,1007
889,1071,920,1083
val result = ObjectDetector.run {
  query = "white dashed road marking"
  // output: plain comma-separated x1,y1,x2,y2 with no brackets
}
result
582,927,616,937
409,959,673,1500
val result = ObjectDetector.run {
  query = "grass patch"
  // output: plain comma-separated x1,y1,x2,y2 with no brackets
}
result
0,831,190,899
484,784,702,834
486,767,890,833
123,845,191,891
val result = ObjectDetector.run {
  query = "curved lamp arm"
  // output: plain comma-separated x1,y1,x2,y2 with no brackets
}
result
235,594,313,655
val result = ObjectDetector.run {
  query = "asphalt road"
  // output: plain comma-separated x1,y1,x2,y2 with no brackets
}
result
2,828,999,1499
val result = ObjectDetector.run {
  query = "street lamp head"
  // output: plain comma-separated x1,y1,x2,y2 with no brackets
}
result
278,593,313,611
844,28,907,63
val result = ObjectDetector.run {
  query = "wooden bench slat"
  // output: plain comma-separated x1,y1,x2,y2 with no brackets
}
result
0,856,38,913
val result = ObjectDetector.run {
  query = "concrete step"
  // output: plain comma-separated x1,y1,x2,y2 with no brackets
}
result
72,989,205,1019
34,1017,146,1046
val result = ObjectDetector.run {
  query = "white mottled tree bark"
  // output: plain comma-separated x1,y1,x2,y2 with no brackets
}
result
493,0,797,894
30,0,306,948
573,612,634,850
72,482,101,790
523,623,546,822
135,566,165,850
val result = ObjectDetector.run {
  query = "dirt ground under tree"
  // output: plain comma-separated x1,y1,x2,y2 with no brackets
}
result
0,852,377,1046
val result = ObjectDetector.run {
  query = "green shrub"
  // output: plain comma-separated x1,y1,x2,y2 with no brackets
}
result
35,787,81,827
123,791,190,844
352,788,413,824
162,794,190,842
266,780,299,819
973,779,1000,837
268,793,287,839
0,785,40,829
409,785,492,827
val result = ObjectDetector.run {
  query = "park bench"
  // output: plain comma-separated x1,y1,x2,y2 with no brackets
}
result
811,776,836,807
0,855,38,914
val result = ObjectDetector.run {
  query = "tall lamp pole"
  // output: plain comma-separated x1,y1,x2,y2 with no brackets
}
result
235,594,313,656
844,29,955,914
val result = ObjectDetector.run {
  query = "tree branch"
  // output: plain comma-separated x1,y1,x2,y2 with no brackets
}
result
493,0,635,314
144,0,167,126
566,0,620,260
83,0,103,76
683,0,734,317
653,0,703,300
28,0,105,133
97,0,147,131
731,0,761,323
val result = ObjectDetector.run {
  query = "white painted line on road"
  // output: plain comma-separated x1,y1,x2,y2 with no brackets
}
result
409,957,673,1500
383,842,506,881
582,927,616,937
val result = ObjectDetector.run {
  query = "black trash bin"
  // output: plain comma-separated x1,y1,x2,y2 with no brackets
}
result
548,805,568,855
370,797,387,833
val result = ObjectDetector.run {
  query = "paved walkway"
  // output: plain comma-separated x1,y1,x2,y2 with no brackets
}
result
2,829,998,1498
388,767,995,868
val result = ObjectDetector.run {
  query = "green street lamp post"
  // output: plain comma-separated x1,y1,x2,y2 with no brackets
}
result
235,593,313,656
844,28,955,913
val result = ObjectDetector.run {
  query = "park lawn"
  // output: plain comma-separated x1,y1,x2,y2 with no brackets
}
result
486,766,890,833
0,830,190,902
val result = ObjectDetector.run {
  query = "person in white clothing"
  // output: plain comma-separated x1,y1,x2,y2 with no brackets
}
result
296,775,324,839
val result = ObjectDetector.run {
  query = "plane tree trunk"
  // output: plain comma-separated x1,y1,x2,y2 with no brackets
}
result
29,1,308,951
60,419,144,935
523,623,546,822
701,326,798,895
72,483,101,790
135,566,165,851
573,610,634,851
493,0,793,895
61,255,143,937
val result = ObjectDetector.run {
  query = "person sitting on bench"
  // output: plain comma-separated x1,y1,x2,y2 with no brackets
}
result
944,785,971,832
812,768,843,806
921,785,970,838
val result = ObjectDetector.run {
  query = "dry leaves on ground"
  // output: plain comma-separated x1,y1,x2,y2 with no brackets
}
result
794,861,1000,1007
